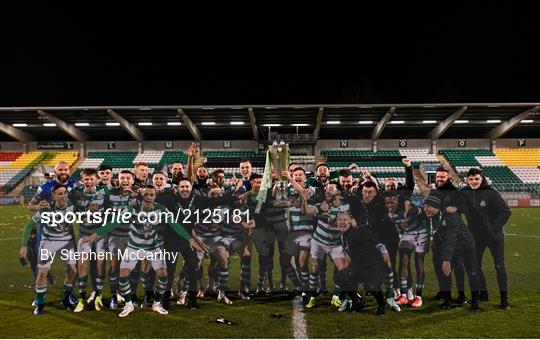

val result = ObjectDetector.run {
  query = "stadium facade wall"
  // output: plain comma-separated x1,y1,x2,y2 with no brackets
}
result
201,140,258,151
0,138,538,153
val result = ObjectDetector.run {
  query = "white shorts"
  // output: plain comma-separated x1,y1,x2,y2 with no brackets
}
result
310,238,346,260
37,239,77,269
196,235,222,260
218,234,246,253
107,235,129,255
119,247,166,270
399,233,429,254
77,236,108,258
284,231,312,256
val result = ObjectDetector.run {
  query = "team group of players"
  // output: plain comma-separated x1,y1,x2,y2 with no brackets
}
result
19,143,512,317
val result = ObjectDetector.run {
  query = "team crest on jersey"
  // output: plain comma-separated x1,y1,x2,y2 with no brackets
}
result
479,200,486,207
89,203,100,212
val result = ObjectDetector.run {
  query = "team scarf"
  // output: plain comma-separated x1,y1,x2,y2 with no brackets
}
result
256,150,273,213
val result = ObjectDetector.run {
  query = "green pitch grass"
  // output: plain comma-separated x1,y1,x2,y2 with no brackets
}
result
0,206,539,338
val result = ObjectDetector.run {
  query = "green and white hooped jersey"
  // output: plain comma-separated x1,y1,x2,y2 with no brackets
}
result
313,202,348,246
108,188,135,237
220,204,243,238
194,206,223,239
33,204,75,242
127,203,169,251
287,186,316,232
388,207,428,237
265,205,289,230
70,185,110,236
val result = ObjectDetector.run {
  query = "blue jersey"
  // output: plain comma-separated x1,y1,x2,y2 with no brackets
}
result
31,179,78,204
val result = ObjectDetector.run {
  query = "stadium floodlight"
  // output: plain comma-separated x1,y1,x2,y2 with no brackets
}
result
455,120,469,124
521,119,534,123
202,122,216,126
390,120,405,124
167,122,182,126
43,123,56,127
12,123,28,127
262,124,281,127
106,122,121,126
358,121,373,124
326,121,341,125
75,123,90,127
486,120,501,123
291,123,310,126
422,120,437,124
230,121,245,125
138,122,153,126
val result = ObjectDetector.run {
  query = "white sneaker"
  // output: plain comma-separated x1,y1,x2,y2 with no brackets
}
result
393,289,400,300
118,302,134,318
176,290,187,305
407,288,414,301
238,290,250,300
116,293,125,304
86,291,96,304
218,291,233,305
387,297,401,312
152,301,169,315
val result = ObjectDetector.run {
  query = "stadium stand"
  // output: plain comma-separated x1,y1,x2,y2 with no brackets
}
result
495,148,540,167
441,149,540,193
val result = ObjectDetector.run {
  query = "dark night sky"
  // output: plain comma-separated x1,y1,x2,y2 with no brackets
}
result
1,5,539,106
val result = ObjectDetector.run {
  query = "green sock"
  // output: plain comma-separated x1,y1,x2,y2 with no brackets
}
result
62,284,73,301
35,284,47,305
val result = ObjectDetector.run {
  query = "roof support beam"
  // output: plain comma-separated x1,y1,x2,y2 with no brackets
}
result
38,110,90,142
313,107,324,139
484,106,540,140
177,108,202,141
371,107,396,140
106,109,146,142
428,106,468,140
0,121,35,142
248,108,259,140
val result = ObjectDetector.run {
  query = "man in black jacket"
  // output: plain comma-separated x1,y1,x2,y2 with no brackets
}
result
334,211,388,315
423,194,481,312
429,166,467,304
460,168,512,309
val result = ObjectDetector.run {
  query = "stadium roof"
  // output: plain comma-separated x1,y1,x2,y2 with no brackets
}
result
0,103,538,142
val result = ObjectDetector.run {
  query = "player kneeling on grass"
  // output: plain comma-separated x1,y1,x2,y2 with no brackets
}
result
383,191,428,308
83,185,206,317
19,185,78,315
334,211,389,316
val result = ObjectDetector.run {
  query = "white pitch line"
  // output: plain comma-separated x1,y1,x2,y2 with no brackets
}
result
292,296,308,339
506,233,540,239
0,237,19,241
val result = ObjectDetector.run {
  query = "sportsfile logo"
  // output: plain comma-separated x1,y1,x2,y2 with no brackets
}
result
40,208,170,226
40,208,250,226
